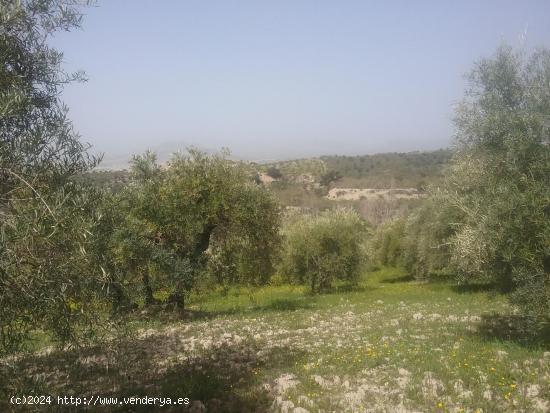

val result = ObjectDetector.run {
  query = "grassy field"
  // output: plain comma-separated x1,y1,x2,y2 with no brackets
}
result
2,268,549,412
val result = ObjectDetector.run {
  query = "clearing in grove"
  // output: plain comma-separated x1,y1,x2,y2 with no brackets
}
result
3,268,549,413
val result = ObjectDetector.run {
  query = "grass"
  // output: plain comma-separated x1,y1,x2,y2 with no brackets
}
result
1,267,549,412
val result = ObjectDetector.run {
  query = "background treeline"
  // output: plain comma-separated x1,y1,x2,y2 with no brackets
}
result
83,150,443,222
86,148,451,193
321,149,452,189
256,150,452,190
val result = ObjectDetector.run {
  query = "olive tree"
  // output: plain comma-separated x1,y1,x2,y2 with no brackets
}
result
279,208,369,293
110,149,281,309
399,196,459,279
447,46,550,318
367,217,406,268
0,0,106,353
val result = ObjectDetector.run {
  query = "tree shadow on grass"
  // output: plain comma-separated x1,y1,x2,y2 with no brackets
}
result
259,297,314,312
474,313,550,349
131,302,312,322
451,282,499,294
124,307,242,326
332,283,375,294
380,274,415,284
1,330,305,412
301,283,378,296
179,298,314,321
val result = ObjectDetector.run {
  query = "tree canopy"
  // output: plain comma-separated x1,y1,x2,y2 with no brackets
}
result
1,0,105,353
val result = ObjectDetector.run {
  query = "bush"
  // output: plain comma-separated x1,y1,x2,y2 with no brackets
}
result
278,208,369,292
265,166,283,179
367,218,406,268
400,197,458,279
367,196,459,280
319,169,342,187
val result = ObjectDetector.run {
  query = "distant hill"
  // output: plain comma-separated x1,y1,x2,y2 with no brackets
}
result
94,143,453,191
321,149,453,189
258,149,452,189
94,141,216,170
84,149,454,198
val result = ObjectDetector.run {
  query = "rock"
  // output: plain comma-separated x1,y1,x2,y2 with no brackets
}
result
458,390,473,399
421,372,445,399
526,384,540,397
189,400,206,413
274,373,300,394
312,375,333,389
297,395,314,407
279,400,295,413
453,379,464,394
533,398,549,413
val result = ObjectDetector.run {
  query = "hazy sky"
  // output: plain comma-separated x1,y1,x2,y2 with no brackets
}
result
52,1,550,161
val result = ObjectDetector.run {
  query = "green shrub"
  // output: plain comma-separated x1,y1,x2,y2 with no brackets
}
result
278,208,369,292
367,196,458,279
400,197,458,279
266,166,283,179
319,169,343,187
368,218,406,268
